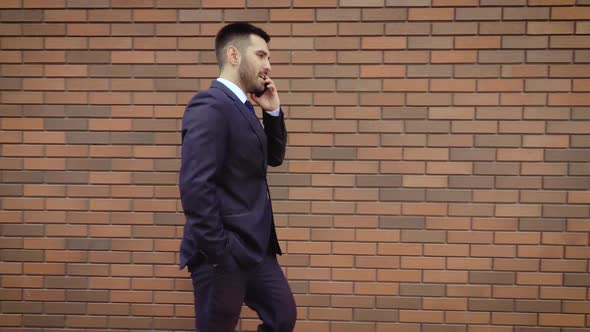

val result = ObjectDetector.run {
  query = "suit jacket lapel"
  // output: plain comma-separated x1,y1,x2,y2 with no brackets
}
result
210,80,267,166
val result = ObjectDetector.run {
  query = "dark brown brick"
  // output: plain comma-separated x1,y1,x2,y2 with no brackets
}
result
408,65,453,78
380,189,425,201
0,105,22,117
0,184,22,196
380,216,425,230
44,119,88,131
569,164,590,176
2,301,43,313
544,177,590,190
45,276,88,289
527,50,573,63
66,290,110,302
480,22,526,35
66,239,111,250
564,274,590,287
402,230,446,243
503,7,549,20
474,162,519,175
546,150,590,162
469,299,514,312
22,315,65,327
495,176,542,189
66,132,109,145
381,134,427,146
2,250,44,262
0,78,22,90
519,219,566,232
2,224,44,236
470,271,515,284
1,171,44,183
450,148,495,161
65,105,111,118
66,51,110,64
400,284,445,296
311,147,357,160
44,302,87,314
354,309,399,322
562,301,590,314
405,120,450,133
88,65,133,77
1,10,44,22
267,174,311,187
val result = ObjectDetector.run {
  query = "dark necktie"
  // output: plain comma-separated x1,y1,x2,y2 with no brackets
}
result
244,100,255,114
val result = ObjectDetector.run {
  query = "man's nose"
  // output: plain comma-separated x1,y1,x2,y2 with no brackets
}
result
264,59,271,73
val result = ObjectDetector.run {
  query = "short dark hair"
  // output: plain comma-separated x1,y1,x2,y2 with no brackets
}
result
215,22,270,68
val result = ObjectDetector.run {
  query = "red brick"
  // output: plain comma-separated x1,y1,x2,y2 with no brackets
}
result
408,8,454,21
2,37,44,49
43,9,85,22
131,9,175,22
271,9,314,21
399,310,444,323
44,64,88,78
528,22,574,35
361,37,406,49
293,0,336,6
471,244,516,258
0,0,21,8
0,50,22,63
552,7,590,20
551,36,590,49
540,313,585,327
529,0,574,4
456,36,501,49
432,51,476,63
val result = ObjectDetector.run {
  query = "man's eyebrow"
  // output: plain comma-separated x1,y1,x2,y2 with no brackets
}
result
255,50,269,56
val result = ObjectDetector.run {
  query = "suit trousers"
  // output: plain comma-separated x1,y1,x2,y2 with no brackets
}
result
189,252,296,332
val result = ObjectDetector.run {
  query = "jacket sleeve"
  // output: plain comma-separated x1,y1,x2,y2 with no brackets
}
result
179,93,229,264
263,109,287,167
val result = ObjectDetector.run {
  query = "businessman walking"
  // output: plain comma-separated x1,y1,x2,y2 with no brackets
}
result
178,22,296,332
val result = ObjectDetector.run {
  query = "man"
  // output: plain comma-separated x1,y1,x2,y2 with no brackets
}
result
178,22,296,332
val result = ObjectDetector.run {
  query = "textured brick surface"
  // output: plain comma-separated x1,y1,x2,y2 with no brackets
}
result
0,2,589,332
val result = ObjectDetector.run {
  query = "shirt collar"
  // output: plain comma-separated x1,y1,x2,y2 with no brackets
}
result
216,77,247,104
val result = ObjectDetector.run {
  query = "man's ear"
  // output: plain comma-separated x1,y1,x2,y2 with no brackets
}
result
226,45,240,66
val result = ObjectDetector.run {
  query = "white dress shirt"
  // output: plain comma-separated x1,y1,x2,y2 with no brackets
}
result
217,78,280,116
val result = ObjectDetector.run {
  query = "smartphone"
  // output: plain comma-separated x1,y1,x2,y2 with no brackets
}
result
255,82,269,98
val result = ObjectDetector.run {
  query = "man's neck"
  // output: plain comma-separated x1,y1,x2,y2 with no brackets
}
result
219,72,244,93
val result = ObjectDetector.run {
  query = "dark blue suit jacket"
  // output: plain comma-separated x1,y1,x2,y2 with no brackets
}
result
179,80,286,270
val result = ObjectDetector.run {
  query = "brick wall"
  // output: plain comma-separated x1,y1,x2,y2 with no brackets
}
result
1,1,589,331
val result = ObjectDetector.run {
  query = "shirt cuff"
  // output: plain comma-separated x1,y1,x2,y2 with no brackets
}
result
265,108,281,117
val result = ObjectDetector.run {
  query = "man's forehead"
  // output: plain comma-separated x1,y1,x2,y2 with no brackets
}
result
248,35,269,52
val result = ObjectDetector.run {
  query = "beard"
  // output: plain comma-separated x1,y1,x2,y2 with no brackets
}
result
239,58,265,95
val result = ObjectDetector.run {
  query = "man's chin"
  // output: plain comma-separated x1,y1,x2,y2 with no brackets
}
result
252,85,265,96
